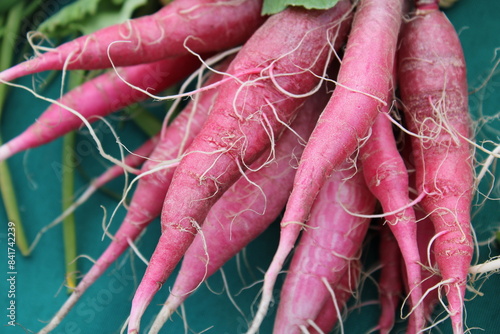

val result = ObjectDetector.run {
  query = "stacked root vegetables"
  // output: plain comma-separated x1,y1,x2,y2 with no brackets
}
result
0,0,482,333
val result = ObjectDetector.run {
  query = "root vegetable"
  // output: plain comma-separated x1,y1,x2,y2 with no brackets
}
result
148,90,327,333
0,0,264,82
127,3,353,332
273,161,376,333
0,55,199,161
249,0,405,330
397,4,474,333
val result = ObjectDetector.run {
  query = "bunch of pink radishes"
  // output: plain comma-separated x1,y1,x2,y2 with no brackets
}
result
1,0,498,333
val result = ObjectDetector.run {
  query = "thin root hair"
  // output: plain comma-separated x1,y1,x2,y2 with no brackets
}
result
101,157,182,239
306,320,326,334
26,30,56,56
219,267,249,326
107,42,256,104
339,191,426,219
27,181,98,254
126,237,149,266
322,276,345,334
0,78,138,174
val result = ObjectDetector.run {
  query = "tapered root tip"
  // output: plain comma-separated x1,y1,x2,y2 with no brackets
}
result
246,289,273,334
0,52,61,83
0,63,26,83
0,133,37,162
0,144,13,162
445,281,466,334
148,301,177,334
450,306,465,334
128,297,149,334
452,323,464,334
246,224,300,333
246,243,294,333
37,292,81,334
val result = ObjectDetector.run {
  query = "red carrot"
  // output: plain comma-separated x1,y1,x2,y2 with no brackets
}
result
127,3,353,332
398,4,474,332
0,0,264,82
359,112,425,332
273,161,376,334
36,69,222,334
0,55,199,162
249,0,404,330
148,91,327,334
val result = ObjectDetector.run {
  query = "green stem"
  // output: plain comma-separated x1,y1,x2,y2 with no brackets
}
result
124,104,162,138
61,69,86,291
0,158,29,255
0,2,23,113
0,2,30,257
62,131,78,291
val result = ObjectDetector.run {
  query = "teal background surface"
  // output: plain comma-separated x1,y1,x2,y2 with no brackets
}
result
1,1,500,333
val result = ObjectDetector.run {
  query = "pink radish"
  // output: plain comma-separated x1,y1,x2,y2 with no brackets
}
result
249,0,405,331
398,3,474,332
0,55,200,162
0,0,264,82
415,209,441,327
148,90,328,334
402,138,441,329
307,261,361,334
36,68,223,334
359,111,425,332
376,223,403,334
127,3,354,332
273,161,376,334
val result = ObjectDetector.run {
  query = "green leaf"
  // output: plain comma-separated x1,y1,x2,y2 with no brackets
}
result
0,0,19,15
37,0,148,38
262,0,339,15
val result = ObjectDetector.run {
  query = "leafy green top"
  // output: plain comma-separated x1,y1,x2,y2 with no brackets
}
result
37,0,148,37
262,0,340,15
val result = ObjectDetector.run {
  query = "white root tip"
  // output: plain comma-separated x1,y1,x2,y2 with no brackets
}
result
469,257,500,275
246,256,286,334
128,296,150,334
0,144,13,162
246,228,297,333
37,292,81,334
246,291,273,334
148,300,177,334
